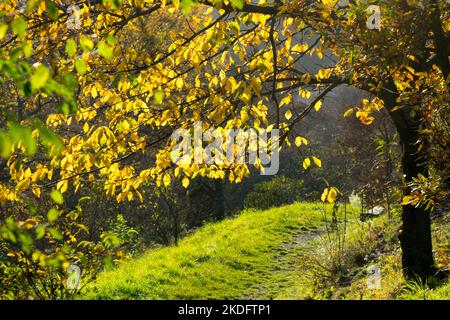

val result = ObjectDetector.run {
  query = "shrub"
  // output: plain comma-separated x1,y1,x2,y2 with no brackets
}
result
0,197,131,299
244,176,304,210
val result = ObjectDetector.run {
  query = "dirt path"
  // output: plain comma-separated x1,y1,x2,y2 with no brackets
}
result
246,228,324,299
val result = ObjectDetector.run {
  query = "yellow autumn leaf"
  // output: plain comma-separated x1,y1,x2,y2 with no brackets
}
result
163,174,171,187
302,157,311,170
136,190,143,202
182,177,190,188
314,100,322,112
91,86,98,98
280,94,292,107
301,73,311,84
175,77,184,90
240,109,249,123
56,180,68,193
317,50,323,59
321,188,329,202
312,156,322,168
285,109,293,120
32,187,41,198
344,108,354,117
327,187,338,203
16,177,31,190
401,196,416,205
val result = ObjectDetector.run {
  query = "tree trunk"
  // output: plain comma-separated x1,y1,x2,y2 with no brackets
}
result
173,210,179,246
380,81,435,281
214,180,225,221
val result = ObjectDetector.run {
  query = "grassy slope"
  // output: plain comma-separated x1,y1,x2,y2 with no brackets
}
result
84,202,449,300
84,203,330,299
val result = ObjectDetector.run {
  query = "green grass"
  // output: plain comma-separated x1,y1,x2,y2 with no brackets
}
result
83,202,449,300
83,202,330,299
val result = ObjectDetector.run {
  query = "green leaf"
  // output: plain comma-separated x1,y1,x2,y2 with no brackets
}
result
103,0,122,9
23,41,33,57
22,81,32,96
45,0,59,19
49,228,63,241
61,103,70,116
30,65,50,91
50,189,64,205
181,0,194,14
35,226,46,239
22,130,37,156
10,47,22,61
78,196,92,203
98,40,113,59
8,123,23,144
47,208,59,222
105,34,117,45
154,89,164,104
25,0,40,11
0,24,8,40
65,39,77,57
80,35,94,52
11,17,26,39
35,121,63,153
9,124,37,156
0,131,12,158
230,0,244,10
75,59,87,74
61,72,78,94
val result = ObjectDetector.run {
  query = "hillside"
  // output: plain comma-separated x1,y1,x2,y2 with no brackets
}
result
83,203,449,300
83,203,325,299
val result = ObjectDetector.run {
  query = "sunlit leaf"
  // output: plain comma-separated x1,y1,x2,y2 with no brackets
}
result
312,156,322,168
50,189,64,205
11,17,26,39
47,208,59,222
65,39,77,57
98,40,114,59
302,157,311,170
75,59,87,74
182,177,190,188
0,24,8,40
80,35,94,52
30,65,50,91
